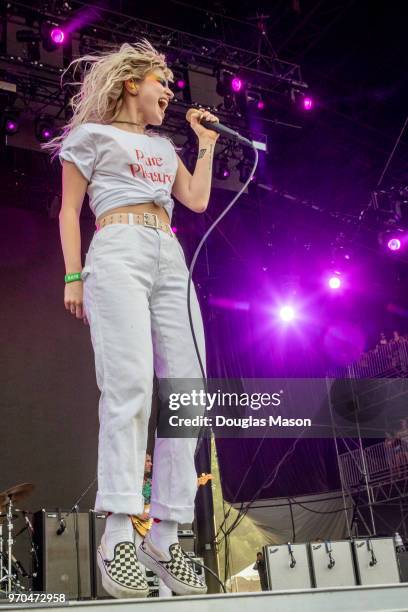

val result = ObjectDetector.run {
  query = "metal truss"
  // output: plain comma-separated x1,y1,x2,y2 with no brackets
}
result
370,473,408,504
0,57,269,156
274,0,357,61
0,1,309,157
6,1,307,93
327,370,408,538
347,473,408,536
0,56,251,151
0,57,71,119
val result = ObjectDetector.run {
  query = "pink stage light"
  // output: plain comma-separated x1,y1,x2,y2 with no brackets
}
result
279,305,295,322
303,96,313,111
50,28,65,44
176,79,186,90
5,119,18,134
257,100,265,110
387,238,401,251
231,77,243,92
328,276,341,289
209,296,250,311
41,128,52,139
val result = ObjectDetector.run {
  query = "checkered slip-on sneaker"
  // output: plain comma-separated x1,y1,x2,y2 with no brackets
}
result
138,533,207,596
97,535,149,599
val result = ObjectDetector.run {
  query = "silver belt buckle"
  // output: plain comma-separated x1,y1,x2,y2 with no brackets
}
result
143,212,159,228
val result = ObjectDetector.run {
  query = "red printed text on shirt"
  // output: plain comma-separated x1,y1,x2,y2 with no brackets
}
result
129,148,174,184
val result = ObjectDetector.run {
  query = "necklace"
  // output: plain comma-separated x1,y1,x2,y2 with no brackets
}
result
110,120,145,132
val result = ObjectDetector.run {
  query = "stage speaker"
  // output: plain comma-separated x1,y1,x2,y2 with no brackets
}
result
178,522,193,530
397,551,408,582
144,567,159,597
178,527,196,553
309,540,357,587
353,537,400,585
89,510,111,599
32,509,91,599
264,543,312,591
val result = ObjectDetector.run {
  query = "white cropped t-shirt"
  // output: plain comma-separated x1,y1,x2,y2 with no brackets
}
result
59,122,178,221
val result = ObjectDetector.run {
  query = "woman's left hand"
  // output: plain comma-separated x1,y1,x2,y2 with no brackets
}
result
189,108,220,141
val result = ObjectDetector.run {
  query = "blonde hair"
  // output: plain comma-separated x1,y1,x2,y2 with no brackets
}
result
43,39,173,158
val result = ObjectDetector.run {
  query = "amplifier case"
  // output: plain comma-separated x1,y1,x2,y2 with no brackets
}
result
32,509,91,599
309,540,357,587
264,543,313,591
89,510,110,599
397,551,408,582
352,537,400,585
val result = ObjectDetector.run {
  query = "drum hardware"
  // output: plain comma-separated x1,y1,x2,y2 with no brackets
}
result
0,483,35,594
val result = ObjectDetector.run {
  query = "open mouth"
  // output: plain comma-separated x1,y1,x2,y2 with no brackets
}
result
158,98,168,113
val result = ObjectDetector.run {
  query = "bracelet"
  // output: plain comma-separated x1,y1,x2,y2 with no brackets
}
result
65,272,82,283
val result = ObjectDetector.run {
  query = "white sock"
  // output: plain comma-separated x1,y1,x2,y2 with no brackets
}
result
149,519,178,552
103,513,134,558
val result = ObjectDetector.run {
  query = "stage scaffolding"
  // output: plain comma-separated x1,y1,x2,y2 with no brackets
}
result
326,345,408,540
0,1,307,140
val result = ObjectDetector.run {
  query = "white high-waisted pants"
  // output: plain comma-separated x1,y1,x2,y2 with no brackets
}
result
81,216,206,523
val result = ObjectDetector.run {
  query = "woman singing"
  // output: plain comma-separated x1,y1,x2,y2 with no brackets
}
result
45,40,219,598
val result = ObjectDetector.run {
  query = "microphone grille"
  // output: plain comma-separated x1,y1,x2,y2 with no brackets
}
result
186,107,204,123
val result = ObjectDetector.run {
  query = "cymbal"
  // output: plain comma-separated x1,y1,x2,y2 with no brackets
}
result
0,483,35,509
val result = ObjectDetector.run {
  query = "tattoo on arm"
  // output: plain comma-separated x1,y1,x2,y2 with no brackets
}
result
198,148,207,159
208,144,214,170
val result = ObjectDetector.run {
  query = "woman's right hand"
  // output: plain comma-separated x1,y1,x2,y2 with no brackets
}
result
64,281,88,325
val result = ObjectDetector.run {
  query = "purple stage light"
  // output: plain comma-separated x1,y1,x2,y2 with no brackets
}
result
231,77,243,92
223,168,230,178
5,119,18,134
176,79,186,90
50,28,65,45
328,276,341,289
303,96,313,111
209,296,250,311
41,128,52,140
387,238,401,251
257,100,265,110
279,305,295,322
34,116,54,142
171,226,178,234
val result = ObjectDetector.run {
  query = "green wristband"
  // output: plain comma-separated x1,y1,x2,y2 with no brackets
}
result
65,272,82,283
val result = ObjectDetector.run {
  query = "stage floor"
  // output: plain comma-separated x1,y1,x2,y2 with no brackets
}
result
1,583,408,612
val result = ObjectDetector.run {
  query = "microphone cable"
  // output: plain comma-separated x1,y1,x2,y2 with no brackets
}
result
186,141,259,457
182,122,313,570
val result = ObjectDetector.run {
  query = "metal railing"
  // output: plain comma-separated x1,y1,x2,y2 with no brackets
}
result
327,340,408,379
339,440,408,488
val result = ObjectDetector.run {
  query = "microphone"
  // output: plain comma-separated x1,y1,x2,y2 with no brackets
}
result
56,519,66,535
186,108,252,146
287,543,296,569
56,508,66,536
367,539,377,567
325,540,335,569
23,511,34,534
12,554,29,578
